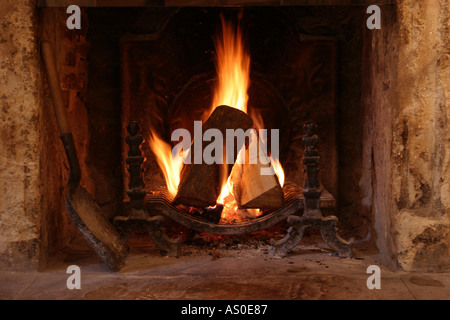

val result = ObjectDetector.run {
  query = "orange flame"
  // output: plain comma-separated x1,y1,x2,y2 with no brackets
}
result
148,133,185,197
210,14,250,115
271,157,285,188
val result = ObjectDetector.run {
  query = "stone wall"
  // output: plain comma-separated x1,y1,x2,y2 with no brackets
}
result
0,0,42,270
362,0,450,272
392,0,450,272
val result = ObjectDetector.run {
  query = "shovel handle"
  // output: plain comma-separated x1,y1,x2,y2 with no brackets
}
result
41,41,71,135
41,41,81,183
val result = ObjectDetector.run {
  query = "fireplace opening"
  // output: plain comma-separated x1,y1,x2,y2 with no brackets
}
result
118,7,357,257
36,5,369,269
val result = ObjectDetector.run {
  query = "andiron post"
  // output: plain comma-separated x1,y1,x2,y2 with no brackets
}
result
272,122,354,257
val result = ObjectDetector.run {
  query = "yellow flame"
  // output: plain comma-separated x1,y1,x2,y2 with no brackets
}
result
210,14,250,115
250,109,285,188
148,133,185,197
271,157,285,187
217,173,232,205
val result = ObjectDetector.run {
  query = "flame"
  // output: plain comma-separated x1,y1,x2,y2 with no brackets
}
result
217,174,238,220
250,109,285,188
217,172,263,222
217,164,233,205
148,133,185,197
209,14,250,115
271,157,285,187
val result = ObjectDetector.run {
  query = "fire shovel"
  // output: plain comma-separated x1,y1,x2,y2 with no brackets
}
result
41,41,128,271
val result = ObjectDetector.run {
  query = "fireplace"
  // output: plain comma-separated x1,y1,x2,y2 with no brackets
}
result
1,1,449,274
106,8,355,268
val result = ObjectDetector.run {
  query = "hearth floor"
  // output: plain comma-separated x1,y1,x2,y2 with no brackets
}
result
1,237,449,300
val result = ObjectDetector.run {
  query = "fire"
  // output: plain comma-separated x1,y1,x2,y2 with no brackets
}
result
211,14,252,221
217,173,238,218
271,157,285,188
148,133,185,197
149,13,285,223
211,15,284,222
250,109,285,189
209,13,250,116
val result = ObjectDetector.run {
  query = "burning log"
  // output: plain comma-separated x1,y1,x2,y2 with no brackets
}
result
173,105,253,208
231,142,284,209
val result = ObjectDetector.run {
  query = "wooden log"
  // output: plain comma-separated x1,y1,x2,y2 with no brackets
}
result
232,139,284,209
173,105,254,208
